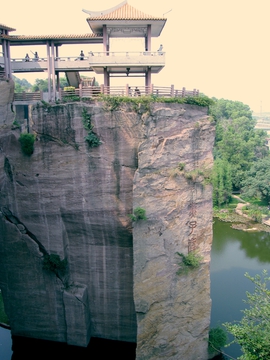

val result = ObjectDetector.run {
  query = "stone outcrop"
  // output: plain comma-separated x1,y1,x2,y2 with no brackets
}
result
0,96,215,359
133,105,214,359
0,79,15,126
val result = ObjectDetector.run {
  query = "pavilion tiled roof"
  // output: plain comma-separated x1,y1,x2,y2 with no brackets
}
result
87,2,165,21
0,23,16,32
0,33,102,41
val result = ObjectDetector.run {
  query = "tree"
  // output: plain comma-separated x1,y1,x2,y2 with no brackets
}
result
241,157,270,204
32,78,49,92
32,76,69,92
13,75,32,92
223,270,270,360
211,99,268,191
212,158,232,206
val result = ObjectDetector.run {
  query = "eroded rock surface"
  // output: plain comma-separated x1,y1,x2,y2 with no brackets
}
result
0,99,215,359
133,104,214,359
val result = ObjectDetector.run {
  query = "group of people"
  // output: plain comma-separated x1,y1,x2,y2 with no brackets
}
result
128,86,141,97
24,51,39,62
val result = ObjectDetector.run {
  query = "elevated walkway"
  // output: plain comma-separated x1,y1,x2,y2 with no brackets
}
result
66,72,81,88
0,51,165,75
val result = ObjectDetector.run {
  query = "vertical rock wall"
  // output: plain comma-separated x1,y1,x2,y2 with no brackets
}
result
0,98,215,359
133,104,215,359
0,102,141,345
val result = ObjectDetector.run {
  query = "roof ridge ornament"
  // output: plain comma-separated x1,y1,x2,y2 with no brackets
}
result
82,0,127,17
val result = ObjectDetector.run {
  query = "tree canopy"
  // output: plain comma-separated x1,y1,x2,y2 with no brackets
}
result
241,157,270,204
210,98,269,203
13,75,32,93
223,271,270,360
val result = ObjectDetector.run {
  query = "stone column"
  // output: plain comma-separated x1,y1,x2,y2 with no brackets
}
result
46,42,51,101
133,103,215,360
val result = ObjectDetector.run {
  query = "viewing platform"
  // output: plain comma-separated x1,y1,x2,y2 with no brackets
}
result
13,84,199,105
1,51,165,74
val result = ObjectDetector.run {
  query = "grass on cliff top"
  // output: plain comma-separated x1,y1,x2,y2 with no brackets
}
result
97,94,215,111
0,291,9,325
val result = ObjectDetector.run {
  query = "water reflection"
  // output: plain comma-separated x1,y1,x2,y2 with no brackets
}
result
0,326,12,360
210,219,270,359
212,219,270,262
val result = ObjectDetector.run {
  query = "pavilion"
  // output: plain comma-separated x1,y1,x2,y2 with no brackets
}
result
0,1,166,101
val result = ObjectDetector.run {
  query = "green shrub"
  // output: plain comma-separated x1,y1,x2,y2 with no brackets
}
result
43,254,67,274
63,86,75,92
128,207,147,221
208,327,227,354
176,251,203,275
178,162,185,171
12,120,20,129
62,95,80,102
19,133,35,155
85,133,101,147
81,108,101,148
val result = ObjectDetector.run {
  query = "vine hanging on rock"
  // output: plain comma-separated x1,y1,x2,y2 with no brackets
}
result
81,108,101,148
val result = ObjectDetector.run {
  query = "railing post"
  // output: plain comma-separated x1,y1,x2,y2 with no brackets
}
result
149,84,154,95
193,88,196,96
182,87,186,98
126,84,129,96
40,91,43,101
79,83,83,99
101,84,104,94
170,84,174,97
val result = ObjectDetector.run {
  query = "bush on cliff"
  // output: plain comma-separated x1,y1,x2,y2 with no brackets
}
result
128,207,147,221
19,133,35,155
82,108,101,147
176,251,203,274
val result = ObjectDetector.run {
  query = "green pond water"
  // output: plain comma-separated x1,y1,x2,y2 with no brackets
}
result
210,219,270,359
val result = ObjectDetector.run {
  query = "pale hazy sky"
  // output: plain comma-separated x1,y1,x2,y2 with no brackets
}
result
2,0,270,113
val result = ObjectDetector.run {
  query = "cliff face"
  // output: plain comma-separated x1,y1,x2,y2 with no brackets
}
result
0,96,215,359
133,105,214,359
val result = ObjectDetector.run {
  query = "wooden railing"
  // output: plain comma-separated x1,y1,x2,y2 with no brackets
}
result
14,92,42,101
60,85,199,100
14,85,200,103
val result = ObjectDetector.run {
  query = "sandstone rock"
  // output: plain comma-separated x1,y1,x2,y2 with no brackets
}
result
0,99,215,359
0,79,15,127
133,104,215,360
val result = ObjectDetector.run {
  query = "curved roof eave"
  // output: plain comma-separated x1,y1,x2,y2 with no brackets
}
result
0,33,103,46
0,23,16,32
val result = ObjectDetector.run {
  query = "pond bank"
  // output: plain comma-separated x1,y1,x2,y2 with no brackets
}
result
214,208,270,233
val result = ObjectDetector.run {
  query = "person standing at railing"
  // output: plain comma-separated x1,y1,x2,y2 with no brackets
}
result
134,87,141,96
25,53,30,62
157,44,163,55
80,50,85,60
34,52,39,61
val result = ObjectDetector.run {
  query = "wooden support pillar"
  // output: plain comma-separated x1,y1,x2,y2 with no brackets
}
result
55,46,60,93
46,42,51,101
147,25,151,52
51,42,56,101
6,40,12,79
2,37,11,79
104,68,110,88
103,25,109,54
171,84,175,97
145,67,151,87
